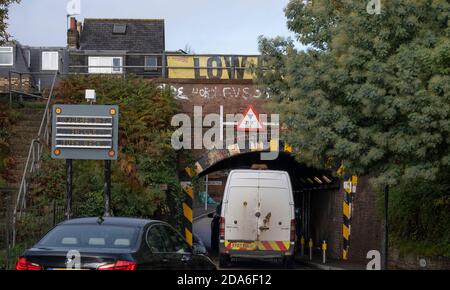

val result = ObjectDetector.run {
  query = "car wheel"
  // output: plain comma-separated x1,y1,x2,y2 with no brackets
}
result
219,254,231,268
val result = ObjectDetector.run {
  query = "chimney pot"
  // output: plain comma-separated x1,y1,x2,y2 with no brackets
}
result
70,17,77,30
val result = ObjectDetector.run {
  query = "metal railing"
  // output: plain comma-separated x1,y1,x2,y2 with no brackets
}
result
7,71,53,105
67,52,261,78
12,71,59,246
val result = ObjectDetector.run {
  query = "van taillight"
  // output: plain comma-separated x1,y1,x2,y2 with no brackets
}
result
15,257,41,270
290,219,296,241
219,217,225,240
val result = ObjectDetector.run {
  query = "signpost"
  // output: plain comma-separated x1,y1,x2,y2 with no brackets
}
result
51,104,119,218
51,105,119,160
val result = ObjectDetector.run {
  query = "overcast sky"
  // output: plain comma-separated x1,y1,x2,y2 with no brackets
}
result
7,0,297,54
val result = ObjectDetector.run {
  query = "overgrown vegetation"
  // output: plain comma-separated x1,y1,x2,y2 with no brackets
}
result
387,173,450,257
0,102,19,193
26,75,183,230
258,0,450,256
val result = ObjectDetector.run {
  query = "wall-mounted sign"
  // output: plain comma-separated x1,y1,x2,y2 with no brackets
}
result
206,180,223,186
237,104,264,131
51,105,119,160
167,55,259,80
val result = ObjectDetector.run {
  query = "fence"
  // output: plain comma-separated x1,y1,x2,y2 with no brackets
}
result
0,198,83,270
67,53,261,79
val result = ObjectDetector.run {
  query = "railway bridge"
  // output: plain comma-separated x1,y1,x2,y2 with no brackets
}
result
161,54,383,262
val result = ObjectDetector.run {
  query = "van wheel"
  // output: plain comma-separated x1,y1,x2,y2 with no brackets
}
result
219,254,231,268
283,256,295,269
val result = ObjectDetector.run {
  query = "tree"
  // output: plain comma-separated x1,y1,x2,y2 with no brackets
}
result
0,0,19,43
258,0,450,186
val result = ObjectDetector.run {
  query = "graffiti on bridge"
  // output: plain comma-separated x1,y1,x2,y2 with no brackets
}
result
158,83,270,101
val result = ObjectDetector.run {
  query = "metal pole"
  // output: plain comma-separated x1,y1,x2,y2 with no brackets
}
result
307,191,311,239
65,159,73,220
52,200,56,227
205,175,208,211
5,195,11,270
384,184,389,270
103,160,112,217
19,73,23,103
8,71,12,106
300,236,304,257
161,52,167,79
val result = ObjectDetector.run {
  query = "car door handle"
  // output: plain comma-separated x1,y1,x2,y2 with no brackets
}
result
181,255,190,263
162,258,169,263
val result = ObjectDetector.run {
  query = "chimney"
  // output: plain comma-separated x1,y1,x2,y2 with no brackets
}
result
77,21,83,35
67,17,79,49
70,17,77,30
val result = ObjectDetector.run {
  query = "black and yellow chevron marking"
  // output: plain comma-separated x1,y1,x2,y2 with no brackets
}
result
342,185,351,260
182,183,194,247
342,176,357,260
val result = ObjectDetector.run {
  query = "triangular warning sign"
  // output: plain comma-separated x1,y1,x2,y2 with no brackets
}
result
237,104,265,131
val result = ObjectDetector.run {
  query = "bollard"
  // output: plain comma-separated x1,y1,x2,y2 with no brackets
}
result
300,236,305,257
308,238,313,261
322,240,327,264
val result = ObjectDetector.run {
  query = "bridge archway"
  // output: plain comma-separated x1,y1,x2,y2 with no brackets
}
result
179,144,345,259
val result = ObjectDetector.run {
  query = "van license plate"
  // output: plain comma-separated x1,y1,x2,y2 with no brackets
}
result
229,242,257,250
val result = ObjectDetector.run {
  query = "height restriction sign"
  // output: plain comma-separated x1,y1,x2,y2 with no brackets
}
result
51,105,119,160
237,104,265,131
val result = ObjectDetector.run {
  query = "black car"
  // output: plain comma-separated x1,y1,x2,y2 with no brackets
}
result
16,217,216,270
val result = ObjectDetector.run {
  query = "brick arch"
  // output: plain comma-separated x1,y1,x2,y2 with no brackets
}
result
183,138,292,178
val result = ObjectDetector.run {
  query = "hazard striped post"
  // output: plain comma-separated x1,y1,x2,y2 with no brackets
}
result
181,183,194,247
342,176,357,260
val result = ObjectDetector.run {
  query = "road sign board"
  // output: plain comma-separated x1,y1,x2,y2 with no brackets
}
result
206,180,222,186
51,105,119,160
237,104,264,131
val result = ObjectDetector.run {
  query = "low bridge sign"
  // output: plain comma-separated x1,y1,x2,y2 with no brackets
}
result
51,104,119,160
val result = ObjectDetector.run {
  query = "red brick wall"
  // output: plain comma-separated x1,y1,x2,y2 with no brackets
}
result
309,177,383,261
310,188,343,259
348,176,383,262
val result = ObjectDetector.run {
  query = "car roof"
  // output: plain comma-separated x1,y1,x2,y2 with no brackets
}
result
58,217,159,227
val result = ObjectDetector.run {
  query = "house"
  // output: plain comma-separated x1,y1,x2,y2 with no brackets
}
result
0,17,167,94
68,18,166,77
0,41,32,93
0,40,66,94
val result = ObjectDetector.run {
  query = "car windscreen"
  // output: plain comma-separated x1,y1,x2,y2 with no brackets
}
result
36,224,140,249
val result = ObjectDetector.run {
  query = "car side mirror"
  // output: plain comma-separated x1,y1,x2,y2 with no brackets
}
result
192,244,208,255
207,213,214,218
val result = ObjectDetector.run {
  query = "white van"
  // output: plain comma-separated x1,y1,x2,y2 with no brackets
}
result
219,170,296,268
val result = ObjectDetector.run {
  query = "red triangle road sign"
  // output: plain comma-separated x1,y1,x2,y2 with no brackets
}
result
237,104,265,131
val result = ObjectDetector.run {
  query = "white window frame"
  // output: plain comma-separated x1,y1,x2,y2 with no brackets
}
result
0,47,14,66
88,56,123,74
42,51,59,71
112,57,123,73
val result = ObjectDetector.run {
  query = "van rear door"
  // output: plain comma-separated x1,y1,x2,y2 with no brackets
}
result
224,172,259,242
257,171,293,245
